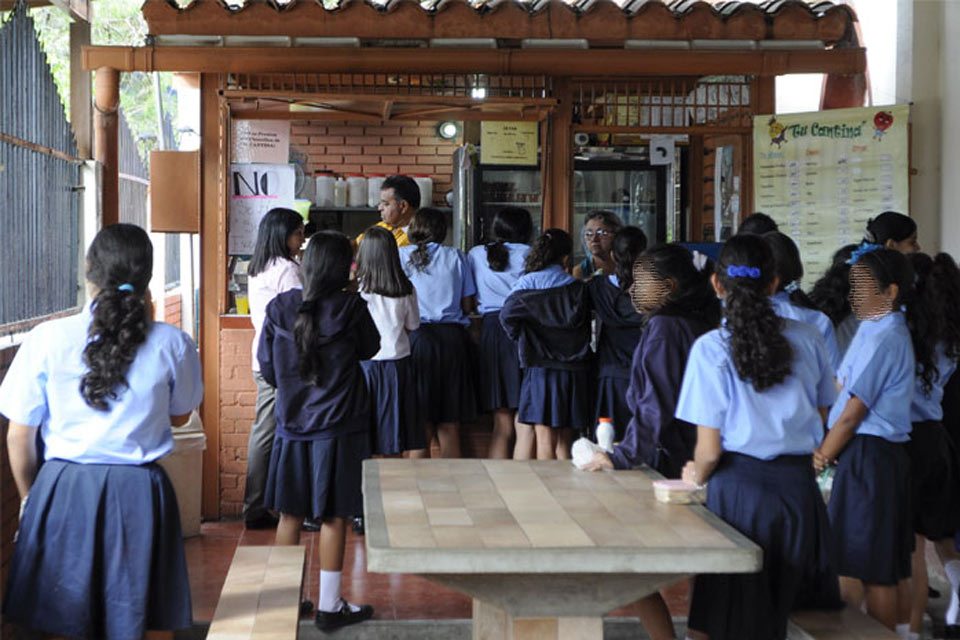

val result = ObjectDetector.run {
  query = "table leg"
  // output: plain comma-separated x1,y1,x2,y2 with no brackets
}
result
473,599,603,640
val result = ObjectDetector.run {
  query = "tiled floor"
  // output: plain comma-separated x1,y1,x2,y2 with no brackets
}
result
185,520,692,623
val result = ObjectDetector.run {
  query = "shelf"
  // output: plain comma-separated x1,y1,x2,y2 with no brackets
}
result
310,206,452,213
482,202,542,207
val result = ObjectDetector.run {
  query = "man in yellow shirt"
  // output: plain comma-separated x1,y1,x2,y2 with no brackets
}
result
356,175,421,247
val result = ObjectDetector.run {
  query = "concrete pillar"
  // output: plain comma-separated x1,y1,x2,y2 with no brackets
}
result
941,1,960,256
94,67,120,226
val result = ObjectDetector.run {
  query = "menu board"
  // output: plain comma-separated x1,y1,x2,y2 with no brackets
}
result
752,105,909,282
480,121,538,166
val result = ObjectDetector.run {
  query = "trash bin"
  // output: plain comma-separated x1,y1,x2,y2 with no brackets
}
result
158,411,206,538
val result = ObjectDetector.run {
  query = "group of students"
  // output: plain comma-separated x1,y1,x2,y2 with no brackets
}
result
2,168,960,640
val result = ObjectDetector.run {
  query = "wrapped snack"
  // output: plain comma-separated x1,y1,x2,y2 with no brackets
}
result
572,437,603,469
652,479,706,505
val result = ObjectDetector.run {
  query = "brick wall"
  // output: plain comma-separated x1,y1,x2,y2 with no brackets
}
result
219,328,258,517
164,290,182,329
290,120,459,207
0,344,20,635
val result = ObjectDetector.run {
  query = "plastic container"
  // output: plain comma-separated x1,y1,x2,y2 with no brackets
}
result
652,479,705,505
346,174,367,207
333,176,347,207
314,170,336,207
157,411,206,537
413,174,433,209
367,174,386,207
293,199,311,221
596,417,615,452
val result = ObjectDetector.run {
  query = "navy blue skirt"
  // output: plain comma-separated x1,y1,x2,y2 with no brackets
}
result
594,375,630,441
361,357,426,455
518,366,592,431
906,421,960,540
478,312,522,411
264,430,370,519
409,323,478,424
828,434,913,584
3,459,191,640
688,453,833,640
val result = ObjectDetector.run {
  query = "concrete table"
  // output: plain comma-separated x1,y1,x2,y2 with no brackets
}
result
363,459,761,640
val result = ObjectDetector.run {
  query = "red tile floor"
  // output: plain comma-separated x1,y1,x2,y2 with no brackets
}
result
185,520,692,623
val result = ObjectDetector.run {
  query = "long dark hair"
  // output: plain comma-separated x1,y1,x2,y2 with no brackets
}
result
929,253,960,362
80,224,154,410
716,234,793,391
407,207,447,272
856,248,935,392
294,231,353,384
356,225,414,298
248,208,303,277
810,244,857,326
525,228,573,273
762,231,819,310
612,226,648,291
634,243,720,328
485,207,533,272
864,211,916,245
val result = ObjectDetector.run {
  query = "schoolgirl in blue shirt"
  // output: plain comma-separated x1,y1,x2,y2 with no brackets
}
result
399,207,478,458
864,210,920,254
903,252,960,634
500,229,590,460
763,231,841,371
814,245,932,631
0,224,204,640
676,234,837,640
810,244,859,359
467,207,533,459
259,231,378,631
355,225,426,458
587,226,647,441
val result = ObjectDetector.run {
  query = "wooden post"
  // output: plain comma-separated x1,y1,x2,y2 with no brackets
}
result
545,78,573,231
70,20,92,159
199,72,223,519
94,66,119,226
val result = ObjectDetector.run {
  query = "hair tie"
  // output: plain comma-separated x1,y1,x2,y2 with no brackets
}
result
691,250,708,273
117,283,135,292
846,241,882,265
726,265,762,279
863,221,878,244
784,280,800,293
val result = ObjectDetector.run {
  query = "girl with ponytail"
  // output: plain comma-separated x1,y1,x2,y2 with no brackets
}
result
399,207,478,458
467,207,533,459
675,234,837,640
763,231,841,370
501,229,591,460
0,223,204,639
258,231,378,631
815,246,922,631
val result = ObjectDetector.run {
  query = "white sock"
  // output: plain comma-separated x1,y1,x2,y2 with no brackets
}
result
318,569,362,613
895,623,910,639
946,559,960,625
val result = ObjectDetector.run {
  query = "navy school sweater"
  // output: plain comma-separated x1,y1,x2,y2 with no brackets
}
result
587,275,645,380
499,280,593,371
257,289,380,440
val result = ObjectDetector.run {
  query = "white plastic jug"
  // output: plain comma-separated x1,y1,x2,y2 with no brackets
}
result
367,174,386,208
596,417,615,453
347,174,367,207
333,176,347,207
315,170,336,207
413,174,433,209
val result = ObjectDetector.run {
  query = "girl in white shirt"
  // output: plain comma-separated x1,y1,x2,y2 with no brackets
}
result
355,225,425,457
244,208,304,529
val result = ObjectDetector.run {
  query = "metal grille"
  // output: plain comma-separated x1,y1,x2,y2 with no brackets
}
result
573,75,754,131
0,5,81,328
227,72,553,99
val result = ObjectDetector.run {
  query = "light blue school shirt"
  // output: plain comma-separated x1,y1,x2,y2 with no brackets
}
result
910,343,957,422
675,318,836,460
468,242,530,314
769,291,841,371
0,304,204,465
828,311,915,443
399,242,477,326
511,264,575,293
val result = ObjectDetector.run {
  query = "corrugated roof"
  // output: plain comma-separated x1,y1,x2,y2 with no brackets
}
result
143,0,857,44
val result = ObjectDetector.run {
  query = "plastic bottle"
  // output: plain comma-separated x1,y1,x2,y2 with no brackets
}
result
346,174,367,207
596,417,615,453
367,174,386,208
315,169,336,207
333,176,347,207
413,174,433,209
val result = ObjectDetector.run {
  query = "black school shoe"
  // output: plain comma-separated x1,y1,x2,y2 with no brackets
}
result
352,516,365,535
244,513,279,530
315,599,374,632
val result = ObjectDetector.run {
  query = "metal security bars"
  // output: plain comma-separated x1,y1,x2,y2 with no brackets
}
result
1,5,82,329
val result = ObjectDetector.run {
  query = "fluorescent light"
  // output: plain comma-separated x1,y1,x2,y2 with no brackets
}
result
471,87,487,100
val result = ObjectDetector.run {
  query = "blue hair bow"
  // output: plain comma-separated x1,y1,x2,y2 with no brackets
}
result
784,280,800,293
726,265,762,279
846,242,882,265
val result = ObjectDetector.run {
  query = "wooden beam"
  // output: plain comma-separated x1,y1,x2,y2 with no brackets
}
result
545,77,573,232
229,109,548,122
0,0,88,21
83,46,867,77
199,72,222,520
70,20,92,158
93,66,119,226
223,91,559,107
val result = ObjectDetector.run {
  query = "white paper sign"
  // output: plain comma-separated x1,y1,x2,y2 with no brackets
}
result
229,163,296,255
649,135,675,166
231,120,290,164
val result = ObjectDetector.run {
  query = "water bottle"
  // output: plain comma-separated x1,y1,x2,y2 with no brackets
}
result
596,417,615,452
